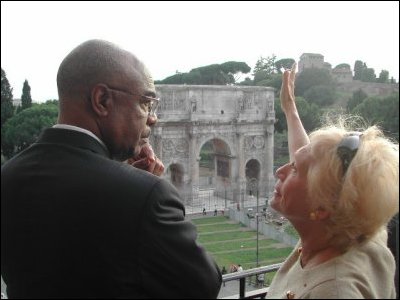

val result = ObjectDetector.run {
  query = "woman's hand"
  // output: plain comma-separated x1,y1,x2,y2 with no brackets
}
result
280,62,297,114
127,142,165,176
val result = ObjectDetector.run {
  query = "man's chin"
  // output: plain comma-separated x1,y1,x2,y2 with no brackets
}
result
112,148,136,162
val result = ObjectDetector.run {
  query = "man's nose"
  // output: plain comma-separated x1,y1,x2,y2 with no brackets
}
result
147,114,157,126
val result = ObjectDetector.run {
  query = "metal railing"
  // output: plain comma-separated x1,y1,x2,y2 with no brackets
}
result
221,263,283,299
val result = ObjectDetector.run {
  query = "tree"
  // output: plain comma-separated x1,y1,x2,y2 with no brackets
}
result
157,61,250,85
20,79,32,111
334,63,351,70
274,96,321,133
237,77,254,86
253,56,266,75
353,93,399,141
347,89,368,112
295,68,333,96
275,58,296,74
353,60,364,80
1,102,58,159
303,85,336,106
377,70,389,83
1,68,14,127
360,68,376,82
255,74,282,92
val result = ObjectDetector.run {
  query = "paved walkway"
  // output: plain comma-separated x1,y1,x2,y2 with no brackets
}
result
185,188,268,216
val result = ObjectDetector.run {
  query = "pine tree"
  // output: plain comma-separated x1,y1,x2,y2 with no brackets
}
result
1,68,14,126
20,79,32,111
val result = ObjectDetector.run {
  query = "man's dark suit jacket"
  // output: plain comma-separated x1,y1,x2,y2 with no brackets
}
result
1,128,222,298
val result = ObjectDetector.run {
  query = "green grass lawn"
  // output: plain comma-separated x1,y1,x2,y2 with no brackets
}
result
192,216,293,274
197,230,257,243
196,222,244,233
201,238,276,251
191,215,228,225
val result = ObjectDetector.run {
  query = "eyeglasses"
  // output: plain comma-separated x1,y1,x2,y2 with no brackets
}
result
107,86,160,117
336,133,362,175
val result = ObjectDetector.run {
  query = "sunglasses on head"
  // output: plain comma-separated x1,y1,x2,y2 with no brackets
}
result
336,133,362,175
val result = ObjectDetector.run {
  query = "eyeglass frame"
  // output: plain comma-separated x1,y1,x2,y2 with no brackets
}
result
106,85,160,117
336,132,362,175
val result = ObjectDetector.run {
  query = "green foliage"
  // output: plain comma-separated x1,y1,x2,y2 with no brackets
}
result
1,102,58,159
352,93,399,140
347,89,368,112
220,61,251,75
253,70,269,84
295,97,322,132
255,74,282,90
158,61,251,85
159,73,184,84
361,68,376,82
353,60,377,82
253,55,277,77
334,63,351,70
353,60,364,80
275,58,295,74
237,77,254,86
295,68,333,96
377,70,389,83
1,68,14,127
20,79,32,111
274,97,321,133
274,98,286,133
303,85,336,106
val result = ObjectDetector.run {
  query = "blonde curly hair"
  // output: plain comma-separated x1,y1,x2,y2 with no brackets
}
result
306,120,399,252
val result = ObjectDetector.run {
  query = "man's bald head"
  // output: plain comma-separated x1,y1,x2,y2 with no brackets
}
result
57,39,144,101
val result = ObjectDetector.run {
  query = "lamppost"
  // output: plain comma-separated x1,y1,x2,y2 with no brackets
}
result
248,177,259,267
223,178,228,209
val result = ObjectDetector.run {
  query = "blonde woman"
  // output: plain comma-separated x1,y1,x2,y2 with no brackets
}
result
266,64,398,299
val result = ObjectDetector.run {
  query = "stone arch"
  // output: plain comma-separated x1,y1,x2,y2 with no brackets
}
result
198,137,232,189
197,135,235,160
152,84,275,206
245,159,261,195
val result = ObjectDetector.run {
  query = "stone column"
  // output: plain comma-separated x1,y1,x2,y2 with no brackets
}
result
235,132,246,205
264,124,274,197
189,132,199,205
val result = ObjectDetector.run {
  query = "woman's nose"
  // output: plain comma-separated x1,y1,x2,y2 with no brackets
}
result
275,164,287,180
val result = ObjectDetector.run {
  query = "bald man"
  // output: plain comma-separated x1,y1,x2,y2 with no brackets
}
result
1,40,222,298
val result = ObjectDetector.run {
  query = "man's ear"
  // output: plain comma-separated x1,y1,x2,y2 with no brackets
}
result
90,84,112,117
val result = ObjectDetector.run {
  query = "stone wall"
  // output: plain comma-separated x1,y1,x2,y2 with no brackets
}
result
336,80,399,97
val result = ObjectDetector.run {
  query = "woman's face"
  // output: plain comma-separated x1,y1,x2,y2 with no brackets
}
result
271,145,312,221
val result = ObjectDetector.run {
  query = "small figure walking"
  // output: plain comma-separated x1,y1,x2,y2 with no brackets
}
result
214,208,218,216
221,266,227,286
202,207,206,216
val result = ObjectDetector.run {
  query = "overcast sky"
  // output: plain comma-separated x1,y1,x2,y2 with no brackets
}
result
2,1,399,102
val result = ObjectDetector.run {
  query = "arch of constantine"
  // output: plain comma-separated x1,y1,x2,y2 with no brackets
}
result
150,85,275,205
